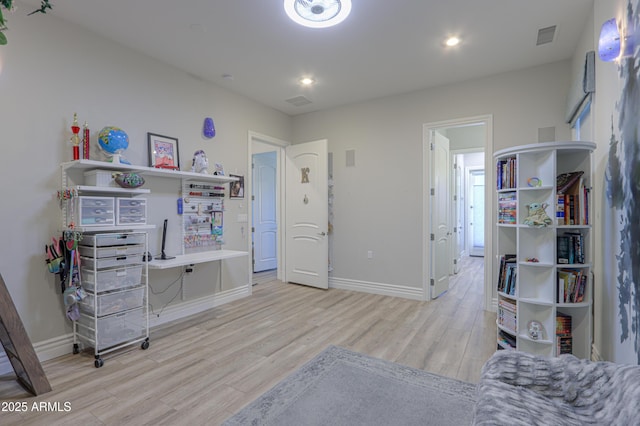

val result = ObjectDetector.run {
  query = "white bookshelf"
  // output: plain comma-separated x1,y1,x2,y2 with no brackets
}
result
494,141,595,359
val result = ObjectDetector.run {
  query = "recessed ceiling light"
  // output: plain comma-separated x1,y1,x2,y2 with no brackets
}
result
300,77,315,86
284,0,352,29
445,36,461,47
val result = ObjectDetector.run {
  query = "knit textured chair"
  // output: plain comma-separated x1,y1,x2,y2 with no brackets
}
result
472,350,640,426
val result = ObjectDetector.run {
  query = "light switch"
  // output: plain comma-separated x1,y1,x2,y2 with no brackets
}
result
237,214,248,223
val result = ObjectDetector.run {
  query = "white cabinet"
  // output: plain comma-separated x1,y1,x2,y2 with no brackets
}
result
494,141,595,359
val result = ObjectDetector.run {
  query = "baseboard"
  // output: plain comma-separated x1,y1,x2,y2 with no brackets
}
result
149,284,251,328
329,277,424,300
0,284,252,376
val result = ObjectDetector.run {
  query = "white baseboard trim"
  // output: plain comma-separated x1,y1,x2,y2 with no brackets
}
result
329,277,424,300
149,284,251,328
0,284,252,376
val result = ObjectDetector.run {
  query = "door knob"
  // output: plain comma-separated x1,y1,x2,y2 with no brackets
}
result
318,232,326,236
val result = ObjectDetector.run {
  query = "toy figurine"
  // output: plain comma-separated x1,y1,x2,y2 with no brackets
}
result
523,202,552,227
191,150,209,174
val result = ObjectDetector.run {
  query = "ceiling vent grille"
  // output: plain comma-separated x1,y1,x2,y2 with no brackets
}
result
286,95,312,106
536,25,556,46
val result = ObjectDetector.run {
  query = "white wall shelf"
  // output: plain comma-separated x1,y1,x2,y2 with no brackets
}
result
147,250,247,269
61,159,239,184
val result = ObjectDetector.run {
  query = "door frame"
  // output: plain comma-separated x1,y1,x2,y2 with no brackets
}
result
423,115,493,310
247,131,290,293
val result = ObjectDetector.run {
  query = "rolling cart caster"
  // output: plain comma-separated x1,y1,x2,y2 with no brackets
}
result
73,343,79,354
141,339,150,350
94,358,104,368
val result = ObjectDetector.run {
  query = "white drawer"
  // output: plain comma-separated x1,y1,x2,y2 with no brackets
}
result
117,198,147,225
81,265,143,292
76,308,146,350
81,254,143,269
78,244,144,259
80,287,145,316
78,196,115,226
82,233,146,247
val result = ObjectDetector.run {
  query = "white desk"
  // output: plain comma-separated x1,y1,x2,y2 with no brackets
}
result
147,250,247,269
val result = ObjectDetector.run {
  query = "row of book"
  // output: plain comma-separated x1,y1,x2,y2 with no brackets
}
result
497,157,517,190
497,254,517,295
497,298,517,334
498,191,517,224
557,312,572,354
557,268,587,303
498,330,516,350
557,232,585,264
556,171,590,225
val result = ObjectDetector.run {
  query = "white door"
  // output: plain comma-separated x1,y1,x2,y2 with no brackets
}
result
252,151,278,272
285,140,329,289
431,131,450,298
468,168,485,257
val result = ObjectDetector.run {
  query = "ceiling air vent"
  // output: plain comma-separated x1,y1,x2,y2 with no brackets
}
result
286,96,312,107
536,25,556,46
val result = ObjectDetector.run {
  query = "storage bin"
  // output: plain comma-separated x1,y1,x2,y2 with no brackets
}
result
76,308,146,350
117,198,147,225
78,196,115,226
83,170,117,187
81,233,146,247
78,244,144,259
81,265,143,292
81,254,143,269
80,287,145,316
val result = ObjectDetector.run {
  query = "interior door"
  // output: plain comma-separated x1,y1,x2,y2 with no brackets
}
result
452,157,462,274
468,168,485,257
285,140,328,289
431,131,450,298
252,151,278,272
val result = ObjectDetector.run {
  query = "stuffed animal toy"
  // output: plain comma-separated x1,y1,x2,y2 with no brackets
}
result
524,202,552,227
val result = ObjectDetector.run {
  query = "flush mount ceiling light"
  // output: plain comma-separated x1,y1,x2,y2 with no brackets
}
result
445,36,461,47
284,0,352,29
300,77,315,85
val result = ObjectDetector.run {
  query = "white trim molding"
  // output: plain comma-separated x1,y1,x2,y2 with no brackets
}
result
330,277,423,300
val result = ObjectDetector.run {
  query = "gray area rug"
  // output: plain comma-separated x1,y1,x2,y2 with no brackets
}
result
223,345,477,426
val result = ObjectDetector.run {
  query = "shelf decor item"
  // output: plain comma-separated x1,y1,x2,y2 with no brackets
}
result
70,113,81,161
523,202,552,227
98,126,130,165
203,117,215,139
112,172,145,189
148,133,180,170
191,150,209,174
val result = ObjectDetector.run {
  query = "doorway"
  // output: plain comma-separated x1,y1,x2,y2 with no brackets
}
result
248,132,288,287
424,115,493,310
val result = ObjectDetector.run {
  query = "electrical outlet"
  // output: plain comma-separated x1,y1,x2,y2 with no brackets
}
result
367,250,373,259
185,264,195,273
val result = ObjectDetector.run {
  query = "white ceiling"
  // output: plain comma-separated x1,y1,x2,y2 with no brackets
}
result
33,0,594,116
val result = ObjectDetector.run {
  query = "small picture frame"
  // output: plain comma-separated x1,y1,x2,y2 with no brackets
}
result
230,174,244,199
148,133,180,170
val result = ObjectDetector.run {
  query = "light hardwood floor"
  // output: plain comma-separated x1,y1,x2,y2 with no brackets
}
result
0,256,496,425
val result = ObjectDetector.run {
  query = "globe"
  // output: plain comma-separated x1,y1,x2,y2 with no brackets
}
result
98,126,130,164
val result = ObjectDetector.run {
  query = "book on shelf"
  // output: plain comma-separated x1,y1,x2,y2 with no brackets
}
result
497,157,517,190
498,330,517,350
497,254,517,294
557,232,585,265
557,268,587,303
498,191,517,224
556,312,572,354
498,298,517,334
556,171,589,225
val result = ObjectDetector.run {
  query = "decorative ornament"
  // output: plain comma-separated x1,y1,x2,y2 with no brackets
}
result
527,320,545,340
112,172,145,189
191,150,209,174
70,113,81,160
598,18,621,62
203,117,216,139
98,126,130,164
82,121,90,160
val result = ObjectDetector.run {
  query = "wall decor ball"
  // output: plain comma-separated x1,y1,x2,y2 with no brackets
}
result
112,172,145,189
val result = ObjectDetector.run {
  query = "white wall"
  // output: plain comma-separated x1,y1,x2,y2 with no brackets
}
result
292,62,572,297
0,12,291,350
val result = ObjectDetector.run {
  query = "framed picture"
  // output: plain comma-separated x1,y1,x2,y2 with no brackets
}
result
230,174,244,198
148,133,180,170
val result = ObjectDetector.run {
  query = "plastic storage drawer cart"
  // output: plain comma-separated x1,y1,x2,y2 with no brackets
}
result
74,231,149,368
